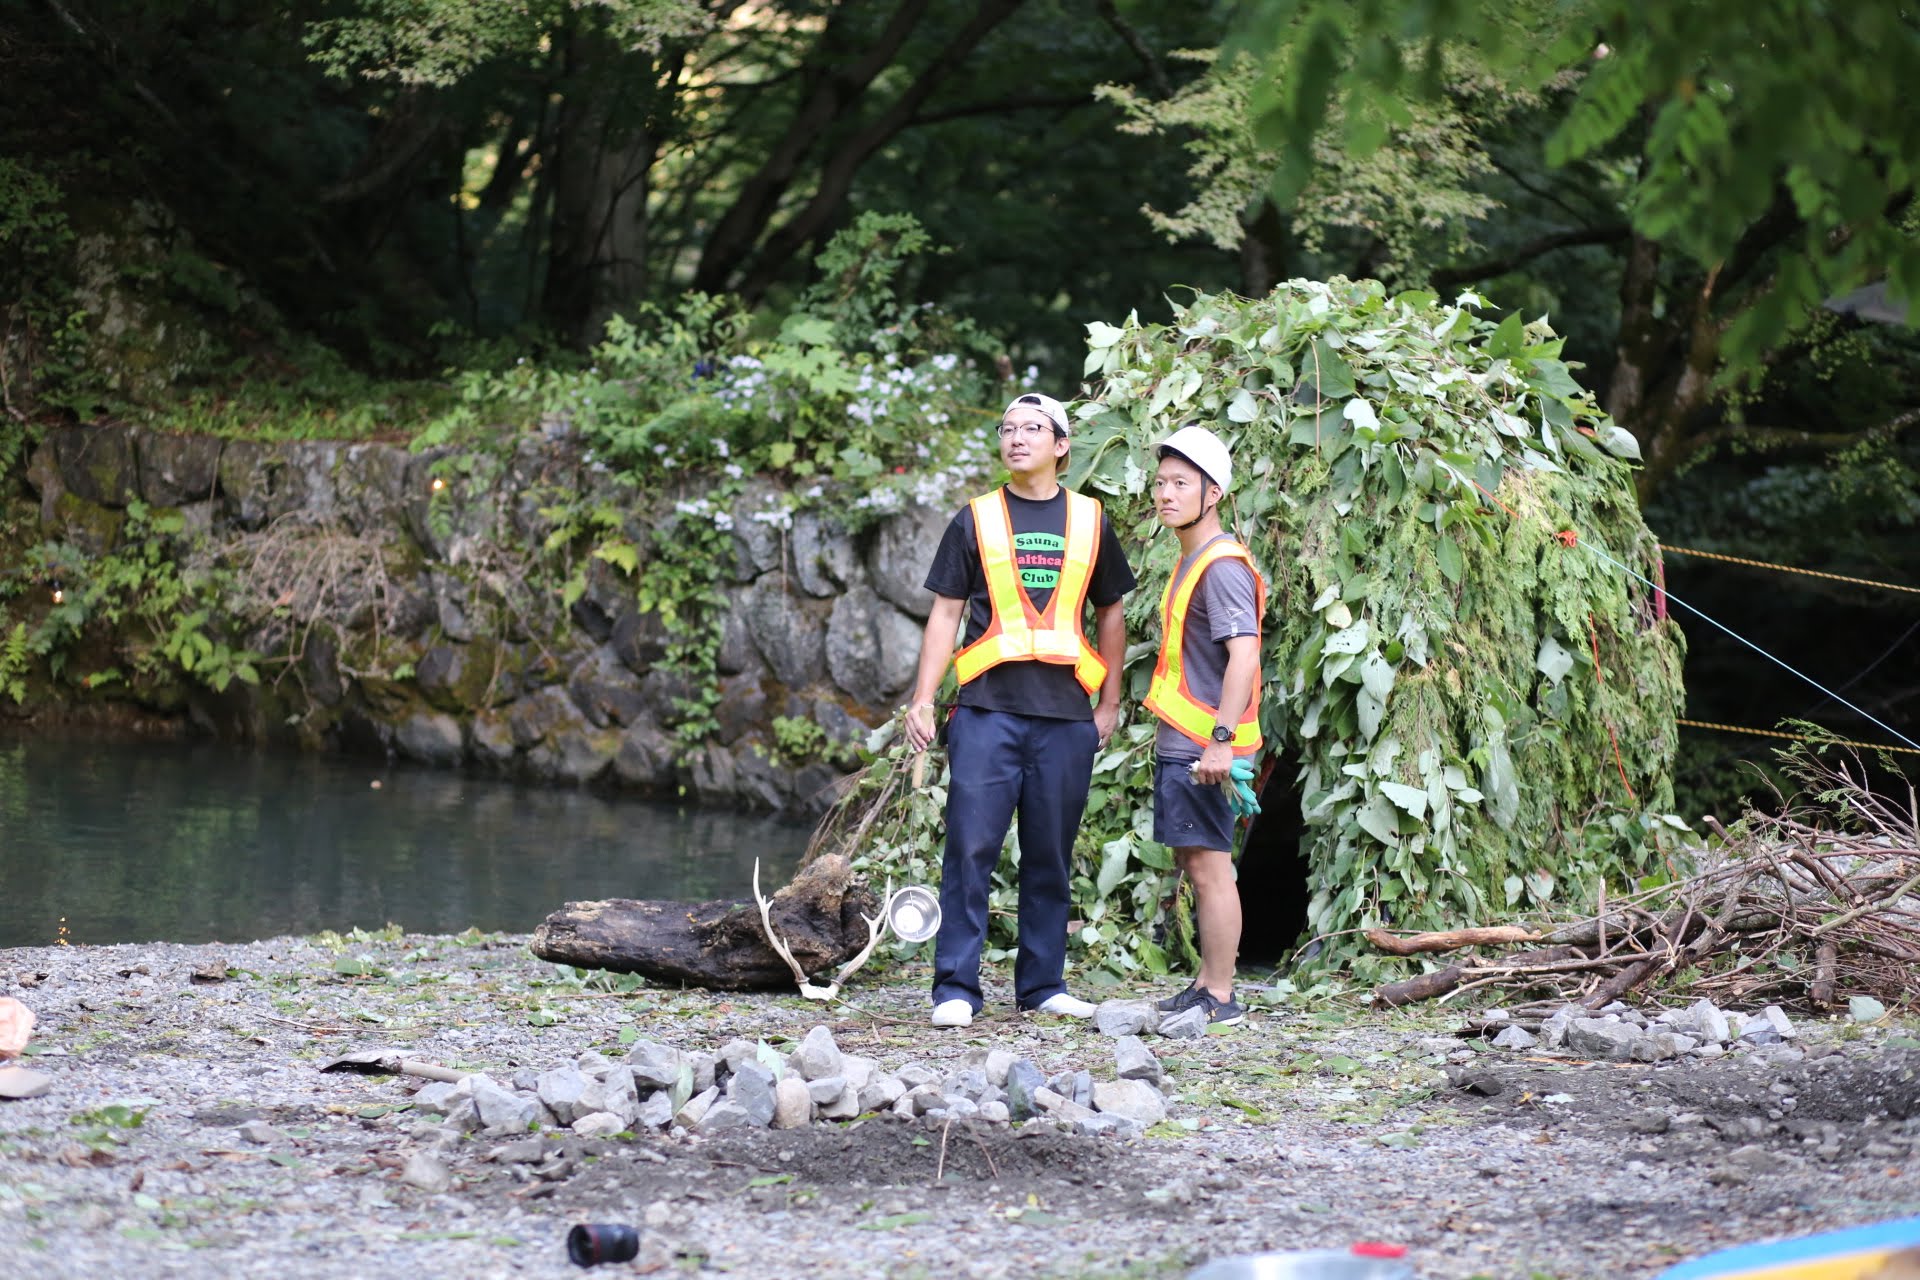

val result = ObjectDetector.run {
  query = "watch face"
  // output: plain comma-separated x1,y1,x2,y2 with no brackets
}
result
1211,726,1232,743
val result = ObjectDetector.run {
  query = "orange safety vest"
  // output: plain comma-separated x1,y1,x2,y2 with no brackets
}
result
1145,538,1265,754
951,488,1109,695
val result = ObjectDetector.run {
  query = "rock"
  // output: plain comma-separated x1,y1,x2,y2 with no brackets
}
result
771,1076,812,1129
1758,1005,1797,1039
978,1100,1010,1124
1095,1000,1154,1038
1726,1144,1780,1175
442,1099,483,1134
471,1077,544,1135
1157,1005,1209,1040
818,1089,860,1121
792,1026,843,1082
536,1065,591,1127
1047,1070,1093,1107
400,1152,453,1194
571,1112,627,1139
981,1050,1016,1087
568,645,649,729
857,1077,906,1115
1628,1109,1672,1135
674,1086,719,1130
1538,1005,1583,1049
1739,1026,1785,1047
1005,1061,1047,1121
136,432,223,506
944,1069,993,1105
1631,1032,1684,1062
410,1079,468,1115
488,1137,547,1165
0,1066,53,1099
728,1061,777,1127
1113,1036,1163,1086
741,575,830,689
612,719,677,789
698,1100,757,1132
824,586,920,699
1677,998,1731,1044
1491,1025,1537,1051
839,1056,878,1093
895,1063,940,1090
238,1120,283,1145
636,1092,675,1130
532,724,620,785
1567,1017,1641,1061
577,1070,640,1128
866,503,948,619
791,511,862,598
508,686,582,750
905,1085,944,1117
626,1042,687,1093
51,422,141,506
1091,1079,1167,1127
394,711,465,767
805,1076,846,1106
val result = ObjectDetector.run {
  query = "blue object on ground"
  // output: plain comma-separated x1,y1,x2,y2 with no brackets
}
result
1655,1214,1920,1279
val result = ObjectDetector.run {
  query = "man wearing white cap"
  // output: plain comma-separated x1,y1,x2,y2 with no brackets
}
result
903,392,1136,1028
1144,424,1265,1026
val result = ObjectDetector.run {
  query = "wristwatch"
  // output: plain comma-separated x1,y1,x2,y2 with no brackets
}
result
1210,725,1233,744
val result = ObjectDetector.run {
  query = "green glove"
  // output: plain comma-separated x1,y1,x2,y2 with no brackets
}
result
1227,758,1261,818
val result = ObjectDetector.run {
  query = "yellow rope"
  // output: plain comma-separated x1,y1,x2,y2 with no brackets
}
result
1660,545,1920,596
1677,718,1920,758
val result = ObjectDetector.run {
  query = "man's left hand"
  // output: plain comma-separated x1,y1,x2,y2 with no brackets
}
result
1192,742,1233,785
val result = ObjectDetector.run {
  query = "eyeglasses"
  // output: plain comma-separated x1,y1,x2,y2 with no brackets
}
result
995,422,1059,440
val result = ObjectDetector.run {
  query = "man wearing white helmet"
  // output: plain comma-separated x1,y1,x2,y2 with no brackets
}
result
1144,424,1266,1026
903,392,1136,1028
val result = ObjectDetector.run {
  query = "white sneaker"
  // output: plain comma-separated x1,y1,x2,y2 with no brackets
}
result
930,999,974,1027
1034,992,1095,1018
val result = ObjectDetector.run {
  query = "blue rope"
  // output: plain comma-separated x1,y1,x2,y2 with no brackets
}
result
1576,539,1920,755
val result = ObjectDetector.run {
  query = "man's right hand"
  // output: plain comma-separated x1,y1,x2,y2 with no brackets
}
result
904,702,938,752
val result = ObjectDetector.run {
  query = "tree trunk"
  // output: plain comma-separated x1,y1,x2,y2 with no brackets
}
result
528,854,882,991
539,19,662,347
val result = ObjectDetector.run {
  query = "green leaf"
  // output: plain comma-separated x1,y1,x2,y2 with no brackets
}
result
1378,781,1428,820
1535,635,1574,686
1227,387,1260,422
1435,536,1463,585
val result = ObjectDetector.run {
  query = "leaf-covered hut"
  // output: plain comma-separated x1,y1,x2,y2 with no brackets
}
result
833,278,1688,976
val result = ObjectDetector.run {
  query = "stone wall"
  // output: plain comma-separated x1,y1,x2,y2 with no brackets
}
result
12,424,958,816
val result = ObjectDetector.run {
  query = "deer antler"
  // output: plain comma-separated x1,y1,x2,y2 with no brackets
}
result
752,859,883,1001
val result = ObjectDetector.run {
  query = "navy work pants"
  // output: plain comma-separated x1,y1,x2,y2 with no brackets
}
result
932,705,1099,1012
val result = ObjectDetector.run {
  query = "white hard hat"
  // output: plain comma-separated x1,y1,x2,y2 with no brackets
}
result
1156,424,1232,493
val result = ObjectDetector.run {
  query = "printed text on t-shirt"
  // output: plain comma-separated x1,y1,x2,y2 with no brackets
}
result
1013,532,1065,592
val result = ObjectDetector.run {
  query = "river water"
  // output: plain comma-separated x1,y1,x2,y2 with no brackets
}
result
0,736,811,948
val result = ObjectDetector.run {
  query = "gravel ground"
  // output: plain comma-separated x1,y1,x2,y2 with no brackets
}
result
2,930,1917,1280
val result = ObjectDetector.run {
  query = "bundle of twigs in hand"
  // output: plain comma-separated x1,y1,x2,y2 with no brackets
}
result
1367,746,1918,1014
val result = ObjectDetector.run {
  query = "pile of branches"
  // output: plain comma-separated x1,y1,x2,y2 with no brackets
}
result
1366,748,1919,1014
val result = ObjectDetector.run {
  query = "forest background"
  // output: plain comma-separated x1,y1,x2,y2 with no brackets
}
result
1,0,1917,827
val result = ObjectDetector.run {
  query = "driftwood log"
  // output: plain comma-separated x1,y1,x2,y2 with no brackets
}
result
530,854,882,991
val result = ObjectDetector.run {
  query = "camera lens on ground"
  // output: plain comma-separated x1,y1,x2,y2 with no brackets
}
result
567,1223,640,1267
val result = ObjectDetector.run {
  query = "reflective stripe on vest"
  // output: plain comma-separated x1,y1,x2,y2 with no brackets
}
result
951,488,1109,695
1144,538,1265,754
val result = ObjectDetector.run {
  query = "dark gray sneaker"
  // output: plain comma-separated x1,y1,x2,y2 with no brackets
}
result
1155,983,1206,1014
1197,990,1246,1026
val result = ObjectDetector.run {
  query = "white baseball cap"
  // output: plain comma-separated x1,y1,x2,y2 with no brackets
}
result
1157,424,1232,492
1003,392,1069,436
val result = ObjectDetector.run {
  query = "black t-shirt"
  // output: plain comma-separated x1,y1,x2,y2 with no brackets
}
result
924,486,1137,720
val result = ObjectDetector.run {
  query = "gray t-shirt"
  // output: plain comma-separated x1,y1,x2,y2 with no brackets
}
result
1155,537,1261,762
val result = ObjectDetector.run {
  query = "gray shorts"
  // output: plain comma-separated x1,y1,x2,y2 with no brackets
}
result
1153,757,1237,853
